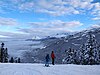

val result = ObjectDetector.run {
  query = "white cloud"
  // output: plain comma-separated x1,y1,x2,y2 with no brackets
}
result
63,21,83,27
91,24,100,28
91,3,100,19
18,28,72,37
60,0,94,12
0,18,83,38
92,17,100,20
16,0,99,17
0,0,100,17
17,20,83,37
0,17,18,26
35,0,81,16
29,20,83,28
0,31,30,39
19,2,34,11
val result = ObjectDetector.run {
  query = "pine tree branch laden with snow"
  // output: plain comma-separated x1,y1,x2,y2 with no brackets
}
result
63,32,100,65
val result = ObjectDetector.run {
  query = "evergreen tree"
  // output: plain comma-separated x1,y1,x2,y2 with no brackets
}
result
73,49,78,64
79,44,88,65
64,48,75,64
97,45,100,64
18,58,21,63
86,32,98,65
9,57,14,63
0,43,9,63
64,32,100,65
1,43,4,48
1,43,5,63
4,48,8,63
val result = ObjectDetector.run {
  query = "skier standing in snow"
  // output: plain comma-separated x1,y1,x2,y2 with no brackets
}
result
51,51,55,65
45,54,50,67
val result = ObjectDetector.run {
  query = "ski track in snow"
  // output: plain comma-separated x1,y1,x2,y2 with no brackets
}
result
0,63,100,75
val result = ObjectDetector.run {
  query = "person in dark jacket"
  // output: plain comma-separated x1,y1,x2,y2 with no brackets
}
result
45,54,50,67
51,51,55,65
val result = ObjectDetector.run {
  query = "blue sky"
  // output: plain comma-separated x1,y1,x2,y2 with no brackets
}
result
0,0,100,38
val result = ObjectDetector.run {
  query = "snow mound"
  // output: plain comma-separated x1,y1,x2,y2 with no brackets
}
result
0,63,100,75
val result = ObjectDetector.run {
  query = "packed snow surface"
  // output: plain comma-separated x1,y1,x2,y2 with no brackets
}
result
0,63,100,75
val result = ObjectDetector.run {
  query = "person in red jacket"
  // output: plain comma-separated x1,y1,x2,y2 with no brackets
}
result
51,51,55,65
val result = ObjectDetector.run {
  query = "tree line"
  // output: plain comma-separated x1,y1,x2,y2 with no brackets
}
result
0,43,21,63
63,32,100,65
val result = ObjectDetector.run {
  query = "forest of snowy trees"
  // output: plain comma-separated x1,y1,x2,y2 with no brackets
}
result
63,32,100,65
0,43,8,63
0,43,21,63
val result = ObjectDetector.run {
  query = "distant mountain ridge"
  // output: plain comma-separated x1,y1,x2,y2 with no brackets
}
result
22,27,100,63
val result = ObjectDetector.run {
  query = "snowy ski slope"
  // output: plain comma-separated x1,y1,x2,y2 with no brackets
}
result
0,63,100,75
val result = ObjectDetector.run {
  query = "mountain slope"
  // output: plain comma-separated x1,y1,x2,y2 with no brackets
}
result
22,27,100,63
0,63,100,75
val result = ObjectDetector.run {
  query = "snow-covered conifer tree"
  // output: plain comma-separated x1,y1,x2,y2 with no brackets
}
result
85,32,99,65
